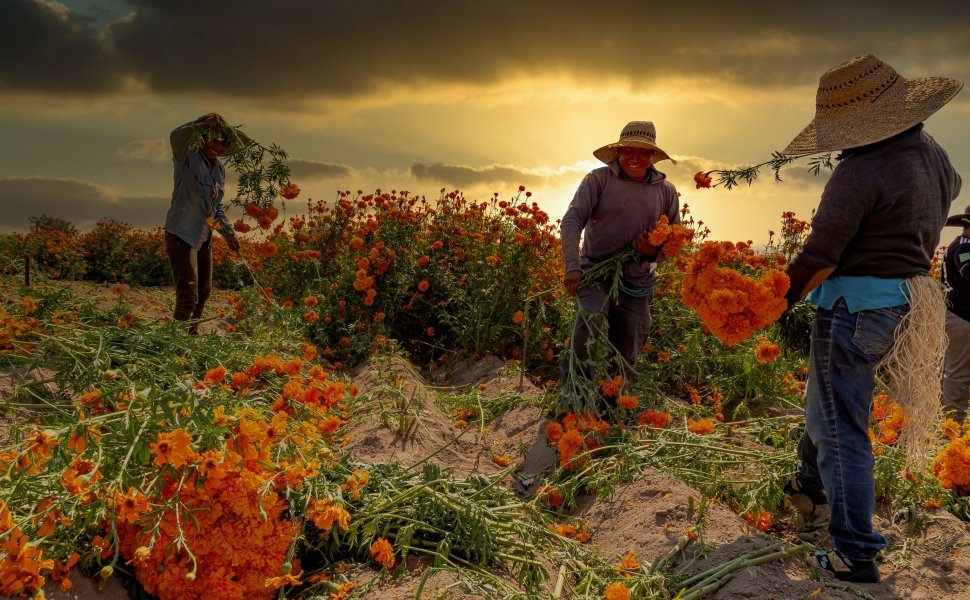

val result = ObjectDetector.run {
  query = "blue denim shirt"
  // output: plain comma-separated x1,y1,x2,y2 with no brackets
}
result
809,275,907,313
164,121,234,249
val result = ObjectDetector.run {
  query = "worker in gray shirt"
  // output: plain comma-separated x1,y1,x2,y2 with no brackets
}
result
559,121,680,396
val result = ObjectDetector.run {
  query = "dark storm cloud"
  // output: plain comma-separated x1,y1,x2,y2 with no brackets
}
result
0,0,124,94
286,159,354,181
0,177,168,232
410,162,543,188
4,0,969,98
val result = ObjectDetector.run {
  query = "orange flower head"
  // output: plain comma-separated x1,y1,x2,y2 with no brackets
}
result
604,582,631,600
370,537,396,569
687,417,716,435
150,428,195,468
617,395,638,410
694,171,713,189
545,422,564,443
280,183,301,200
754,337,781,364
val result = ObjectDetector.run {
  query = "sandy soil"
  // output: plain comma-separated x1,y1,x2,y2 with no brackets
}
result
3,282,969,600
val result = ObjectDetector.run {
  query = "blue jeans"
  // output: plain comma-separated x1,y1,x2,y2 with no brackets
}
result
796,298,908,561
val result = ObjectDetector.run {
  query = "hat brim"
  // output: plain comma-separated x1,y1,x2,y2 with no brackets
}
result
783,76,963,155
593,141,676,165
945,214,970,227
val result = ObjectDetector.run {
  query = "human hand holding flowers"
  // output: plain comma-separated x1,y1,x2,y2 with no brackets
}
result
632,231,659,257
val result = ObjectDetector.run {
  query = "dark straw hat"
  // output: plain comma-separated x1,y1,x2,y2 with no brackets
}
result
945,204,970,227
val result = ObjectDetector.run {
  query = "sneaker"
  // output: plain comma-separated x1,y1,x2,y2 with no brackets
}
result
813,550,880,583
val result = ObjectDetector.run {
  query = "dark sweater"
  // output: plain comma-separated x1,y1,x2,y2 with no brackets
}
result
787,124,962,300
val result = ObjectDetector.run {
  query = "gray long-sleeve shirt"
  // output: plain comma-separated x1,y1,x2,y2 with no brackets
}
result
786,124,962,298
560,162,680,289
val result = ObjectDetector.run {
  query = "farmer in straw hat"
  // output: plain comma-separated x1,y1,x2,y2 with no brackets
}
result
782,54,962,583
165,113,245,333
941,204,970,422
559,121,681,402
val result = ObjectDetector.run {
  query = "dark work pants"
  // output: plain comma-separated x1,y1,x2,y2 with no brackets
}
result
166,232,212,329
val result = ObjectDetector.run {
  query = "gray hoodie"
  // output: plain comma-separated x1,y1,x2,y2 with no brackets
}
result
560,162,680,289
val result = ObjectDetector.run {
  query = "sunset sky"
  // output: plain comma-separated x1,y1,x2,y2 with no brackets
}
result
1,0,968,244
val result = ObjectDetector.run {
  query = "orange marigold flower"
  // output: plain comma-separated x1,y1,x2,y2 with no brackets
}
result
744,510,773,532
307,498,351,532
557,429,585,467
492,453,512,467
280,182,301,200
604,582,630,600
599,375,623,398
254,240,278,257
618,550,640,572
21,296,38,314
638,409,672,429
693,171,713,189
370,537,396,569
545,422,564,443
646,215,672,246
417,278,430,292
687,418,716,435
150,428,195,468
114,488,150,525
304,296,319,307
203,365,227,386
304,310,320,322
617,395,638,410
232,219,251,233
754,337,781,364
512,310,524,324
116,313,134,330
536,485,564,508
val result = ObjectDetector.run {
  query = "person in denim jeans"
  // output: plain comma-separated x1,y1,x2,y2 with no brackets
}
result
781,55,962,583
164,113,242,332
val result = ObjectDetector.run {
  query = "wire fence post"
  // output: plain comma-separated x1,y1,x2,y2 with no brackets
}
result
25,253,31,287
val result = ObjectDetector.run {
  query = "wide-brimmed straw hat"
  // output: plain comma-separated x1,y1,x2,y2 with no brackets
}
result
945,204,970,227
593,121,676,165
784,54,963,154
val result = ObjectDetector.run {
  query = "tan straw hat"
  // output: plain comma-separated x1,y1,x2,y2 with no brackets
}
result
593,121,676,165
784,54,963,154
945,204,970,227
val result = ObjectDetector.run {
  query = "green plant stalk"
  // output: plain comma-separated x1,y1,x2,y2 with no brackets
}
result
674,543,811,599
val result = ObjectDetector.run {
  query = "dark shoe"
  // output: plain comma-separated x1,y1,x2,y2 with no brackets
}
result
813,550,880,583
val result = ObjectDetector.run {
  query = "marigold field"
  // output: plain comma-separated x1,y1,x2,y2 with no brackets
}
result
1,188,969,600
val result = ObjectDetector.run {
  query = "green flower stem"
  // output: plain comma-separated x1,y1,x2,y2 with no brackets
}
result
675,543,811,599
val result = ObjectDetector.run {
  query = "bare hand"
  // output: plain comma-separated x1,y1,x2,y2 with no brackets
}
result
226,236,241,253
632,231,659,256
563,270,582,296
